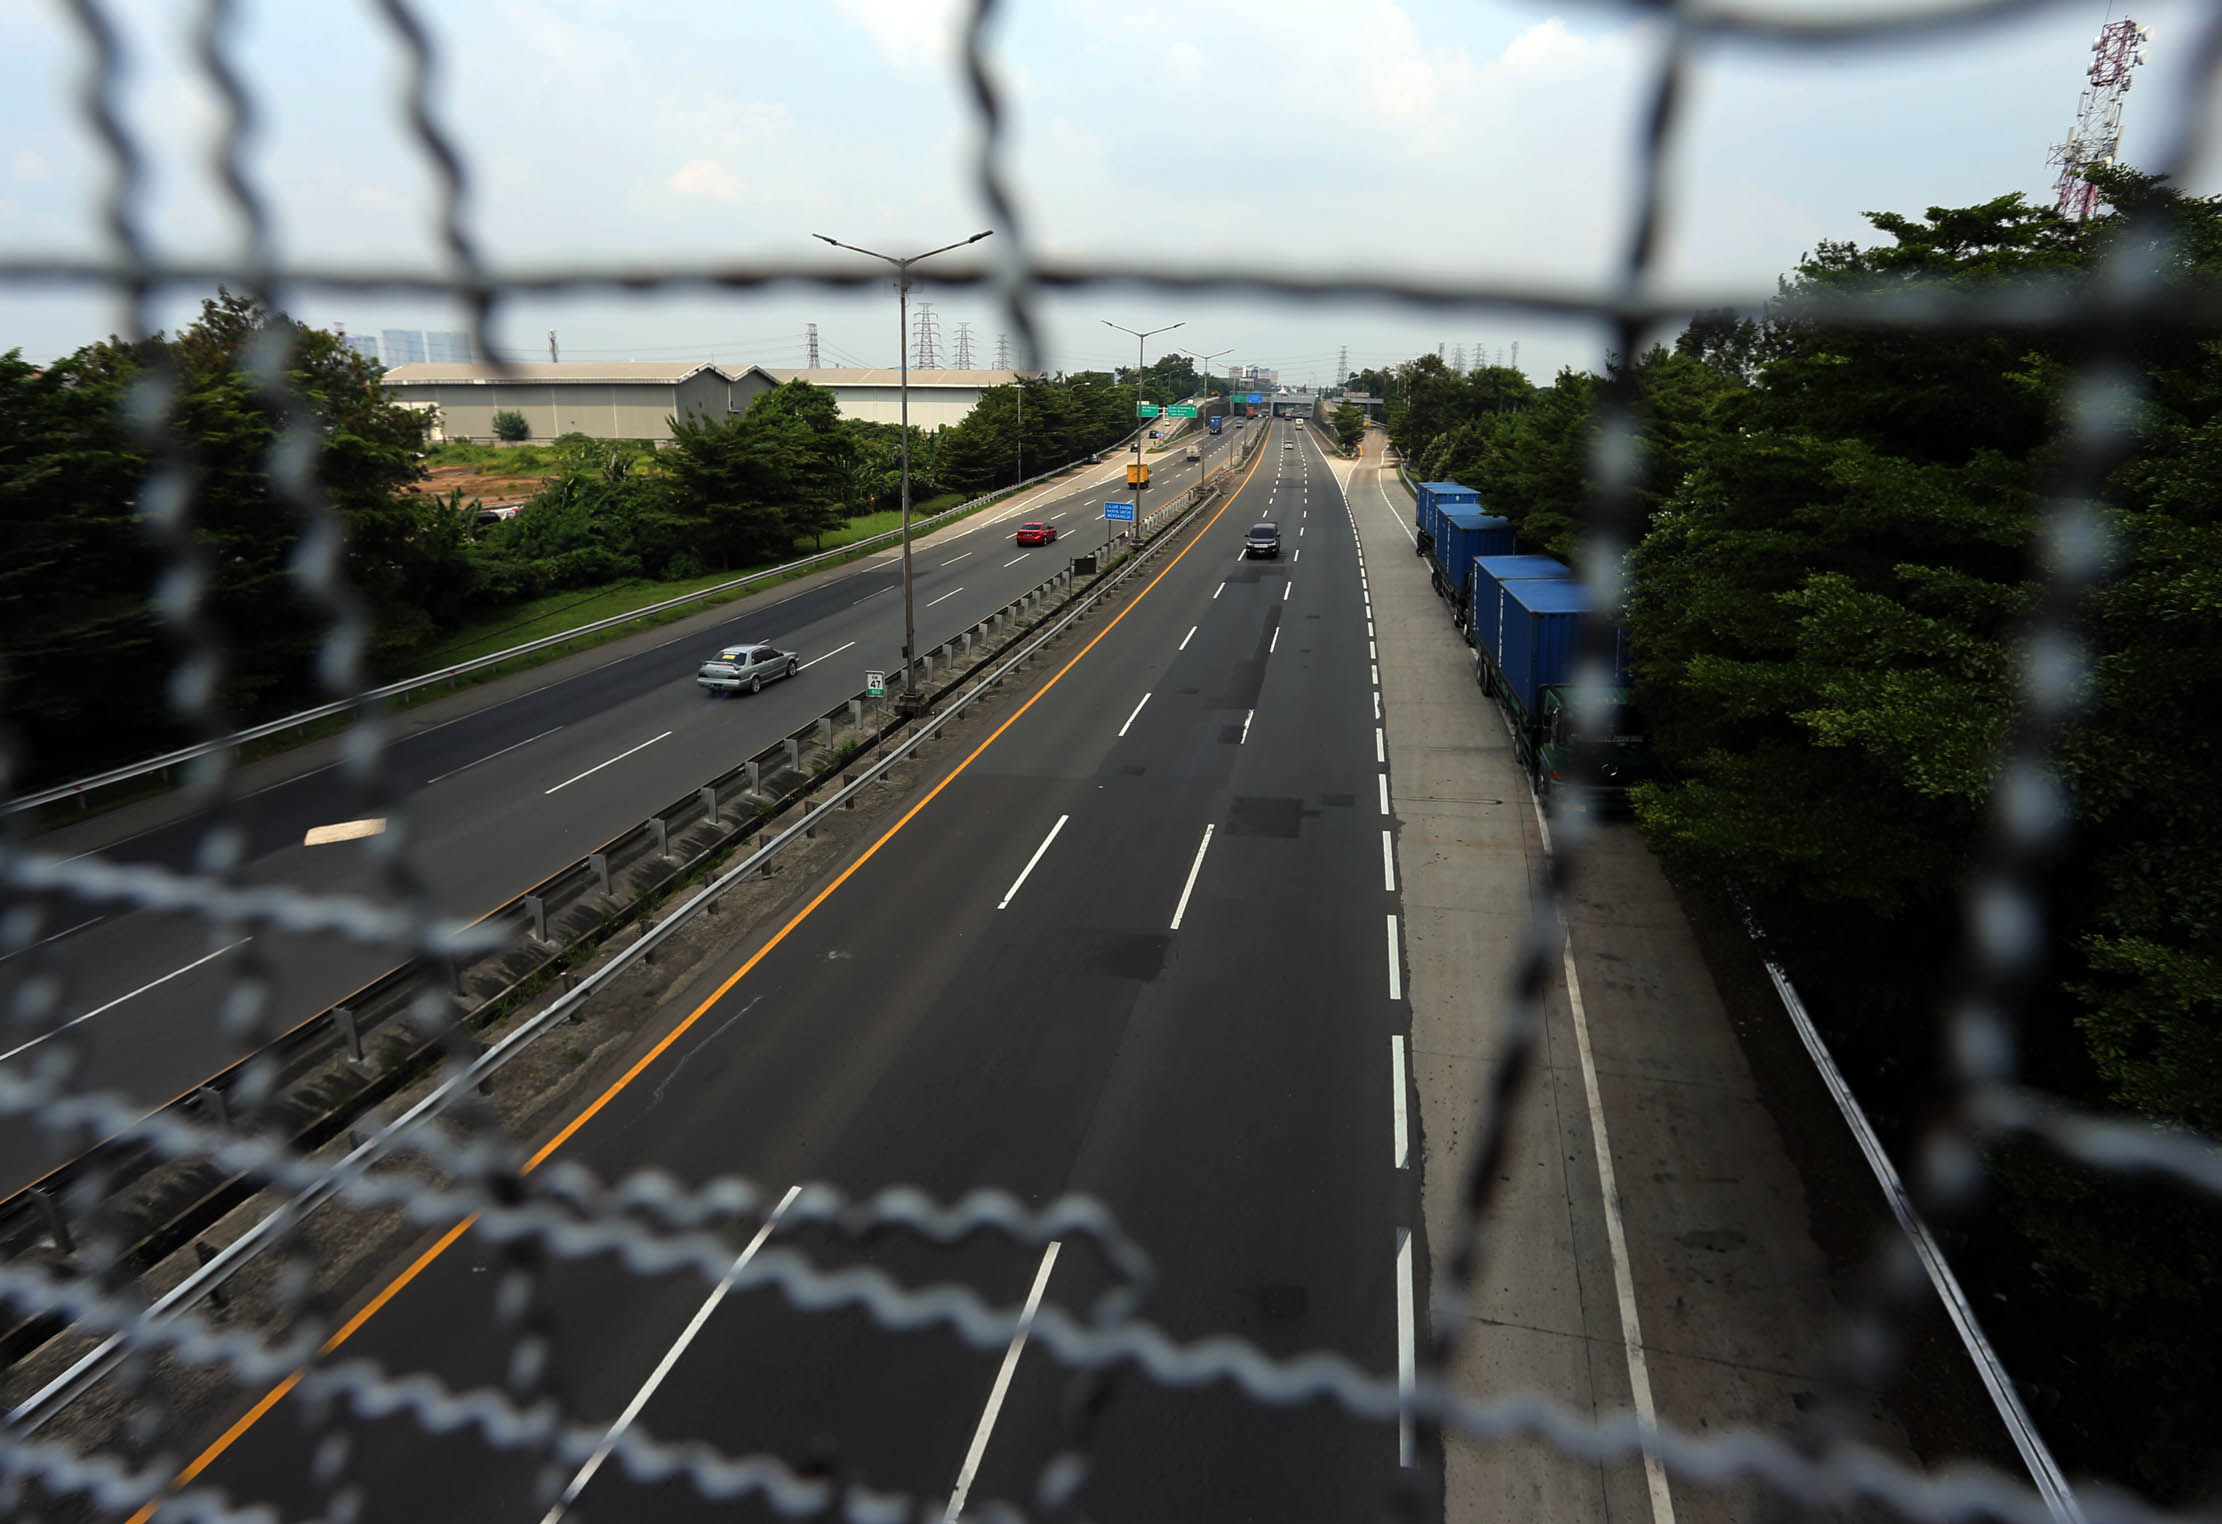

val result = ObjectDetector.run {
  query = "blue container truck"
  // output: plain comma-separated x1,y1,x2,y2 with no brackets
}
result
1207,414,1223,434
1429,508,1518,625
1468,570,1656,809
1413,480,1480,560
1468,554,1575,657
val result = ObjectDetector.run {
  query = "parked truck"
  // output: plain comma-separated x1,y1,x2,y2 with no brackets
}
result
1465,554,1657,809
1427,505,1517,627
1412,480,1480,561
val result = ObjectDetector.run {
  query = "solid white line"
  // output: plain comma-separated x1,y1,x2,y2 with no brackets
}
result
1283,580,1293,602
0,937,251,1065
424,724,565,786
1379,773,1390,815
941,551,972,566
797,640,857,672
545,730,672,794
1169,824,1215,931
1396,1226,1417,1466
998,814,1070,910
1179,625,1197,650
1118,692,1152,738
925,585,966,608
945,1241,1062,1522
1381,829,1397,893
1002,553,1029,567
1375,727,1385,764
1564,938,1679,1524
542,1186,801,1523
0,915,105,964
1240,709,1254,745
1386,914,1402,1001
1269,627,1280,654
1214,582,1225,599
1392,1035,1409,1169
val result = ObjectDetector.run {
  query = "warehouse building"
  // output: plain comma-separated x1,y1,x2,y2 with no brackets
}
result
382,362,1032,443
379,361,745,443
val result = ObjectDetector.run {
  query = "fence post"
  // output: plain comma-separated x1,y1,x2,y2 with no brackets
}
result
31,1187,71,1257
334,1004,365,1062
818,717,834,748
648,817,670,862
783,738,801,772
746,760,761,794
848,699,863,726
589,852,611,901
698,784,720,825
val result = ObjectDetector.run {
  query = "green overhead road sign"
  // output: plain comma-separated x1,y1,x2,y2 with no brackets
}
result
1169,404,1199,418
1135,403,1161,418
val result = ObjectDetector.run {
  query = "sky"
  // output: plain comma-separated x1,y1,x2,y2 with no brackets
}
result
3,0,2218,388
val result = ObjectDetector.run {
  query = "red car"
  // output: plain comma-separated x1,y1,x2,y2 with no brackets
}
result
1015,521,1057,546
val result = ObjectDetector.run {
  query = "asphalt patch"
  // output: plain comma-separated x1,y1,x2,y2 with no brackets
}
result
1223,795,1305,838
1088,931,1170,982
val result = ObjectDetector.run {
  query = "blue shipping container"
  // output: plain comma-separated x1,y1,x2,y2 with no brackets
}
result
1469,555,1574,656
1432,508,1517,611
1494,583,1638,719
1416,480,1479,547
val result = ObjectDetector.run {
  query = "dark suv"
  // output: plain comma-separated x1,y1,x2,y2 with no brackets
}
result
1244,522,1281,559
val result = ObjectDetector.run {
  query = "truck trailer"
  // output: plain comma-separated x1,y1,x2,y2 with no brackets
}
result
1427,506,1516,627
1466,562,1656,809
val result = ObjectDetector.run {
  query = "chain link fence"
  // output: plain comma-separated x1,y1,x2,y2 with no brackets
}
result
3,0,2219,1520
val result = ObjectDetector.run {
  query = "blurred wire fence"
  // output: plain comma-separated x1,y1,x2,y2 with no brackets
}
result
2,0,2219,1520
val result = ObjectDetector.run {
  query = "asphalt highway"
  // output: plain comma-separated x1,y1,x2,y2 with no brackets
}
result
168,419,1426,1521
0,419,1251,1197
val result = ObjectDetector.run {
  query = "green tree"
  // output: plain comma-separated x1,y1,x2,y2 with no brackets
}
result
491,408,529,442
1330,402,1365,454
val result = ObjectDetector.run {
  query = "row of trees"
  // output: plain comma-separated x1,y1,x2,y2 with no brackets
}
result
0,295,1158,786
1384,168,2219,1497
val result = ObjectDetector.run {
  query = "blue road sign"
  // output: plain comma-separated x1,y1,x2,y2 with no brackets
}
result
1104,501,1136,522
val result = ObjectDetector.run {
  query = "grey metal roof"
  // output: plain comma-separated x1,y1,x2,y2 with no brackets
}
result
380,361,730,386
756,368,1033,388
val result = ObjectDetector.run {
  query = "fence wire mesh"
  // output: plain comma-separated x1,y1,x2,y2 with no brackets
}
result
2,0,2219,1521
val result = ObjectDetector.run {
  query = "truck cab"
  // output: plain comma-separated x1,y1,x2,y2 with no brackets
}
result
1535,686,1658,811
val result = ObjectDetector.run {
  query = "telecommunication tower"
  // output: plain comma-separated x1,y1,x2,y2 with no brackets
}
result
806,323,820,368
953,320,976,370
2049,16,2153,221
912,301,942,369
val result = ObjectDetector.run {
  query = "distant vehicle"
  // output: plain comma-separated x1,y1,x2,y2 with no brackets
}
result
1294,420,1305,431
1207,415,1224,435
1283,440,1294,450
1015,521,1057,546
698,641,799,696
1184,442,1201,461
473,504,522,525
1244,522,1281,559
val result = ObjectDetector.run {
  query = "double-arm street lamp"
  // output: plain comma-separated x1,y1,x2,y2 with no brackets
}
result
813,228,993,697
1103,319,1182,551
1181,345,1234,488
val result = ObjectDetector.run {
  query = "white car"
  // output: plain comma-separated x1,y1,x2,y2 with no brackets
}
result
698,641,799,696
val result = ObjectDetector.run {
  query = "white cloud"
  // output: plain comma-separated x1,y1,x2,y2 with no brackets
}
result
667,159,748,203
833,0,967,72
10,148,50,183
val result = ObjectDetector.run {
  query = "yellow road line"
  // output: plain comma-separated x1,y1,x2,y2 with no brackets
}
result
133,446,1269,1520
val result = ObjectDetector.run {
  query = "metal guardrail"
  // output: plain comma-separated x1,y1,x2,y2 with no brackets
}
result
4,445,1140,819
0,468,1235,1421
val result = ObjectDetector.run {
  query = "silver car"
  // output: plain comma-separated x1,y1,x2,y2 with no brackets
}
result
698,641,799,696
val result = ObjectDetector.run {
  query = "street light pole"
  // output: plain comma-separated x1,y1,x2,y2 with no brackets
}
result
1103,318,1181,556
813,228,994,699
1181,345,1233,498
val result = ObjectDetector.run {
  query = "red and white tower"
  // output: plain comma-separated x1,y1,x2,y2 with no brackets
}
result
2049,17,2153,221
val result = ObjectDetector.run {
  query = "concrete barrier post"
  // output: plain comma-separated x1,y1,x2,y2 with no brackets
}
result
197,1086,230,1133
817,717,834,748
848,699,863,726
524,895,548,944
589,852,612,900
746,760,761,794
649,817,670,862
32,1187,71,1257
782,738,801,771
699,784,720,824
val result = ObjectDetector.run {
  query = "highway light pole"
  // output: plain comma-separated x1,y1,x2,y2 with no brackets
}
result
1181,345,1233,497
814,228,994,698
1103,319,1181,555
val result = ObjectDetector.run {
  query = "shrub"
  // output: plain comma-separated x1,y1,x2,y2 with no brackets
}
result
491,409,530,442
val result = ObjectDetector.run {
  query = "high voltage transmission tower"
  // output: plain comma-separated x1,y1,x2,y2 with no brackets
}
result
2049,16,2152,221
1450,343,1466,373
1335,345,1349,386
912,301,941,369
953,320,975,369
806,322,820,368
995,332,1011,369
